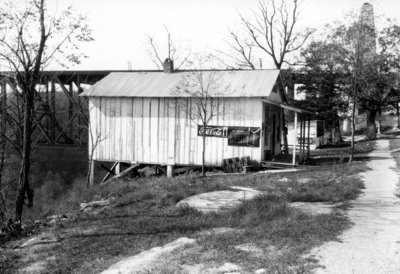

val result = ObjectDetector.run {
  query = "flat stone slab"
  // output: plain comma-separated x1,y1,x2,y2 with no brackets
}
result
101,237,195,274
17,233,62,249
290,202,342,215
218,262,241,272
176,187,263,212
258,169,300,174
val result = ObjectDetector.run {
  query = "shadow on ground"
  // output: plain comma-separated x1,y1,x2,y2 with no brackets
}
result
308,156,390,166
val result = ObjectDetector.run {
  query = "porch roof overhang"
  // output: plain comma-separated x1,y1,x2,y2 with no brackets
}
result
261,98,313,115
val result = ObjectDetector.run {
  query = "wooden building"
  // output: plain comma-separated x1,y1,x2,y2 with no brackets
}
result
82,60,312,182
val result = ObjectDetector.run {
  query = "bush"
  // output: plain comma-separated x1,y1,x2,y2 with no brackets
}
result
39,172,66,200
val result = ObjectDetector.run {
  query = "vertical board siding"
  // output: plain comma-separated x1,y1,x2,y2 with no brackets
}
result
114,98,121,161
175,103,181,163
88,98,97,158
158,98,166,164
167,100,176,164
99,98,107,160
142,98,150,163
120,99,128,161
110,98,117,161
127,98,134,161
150,98,159,163
90,97,265,166
134,98,143,163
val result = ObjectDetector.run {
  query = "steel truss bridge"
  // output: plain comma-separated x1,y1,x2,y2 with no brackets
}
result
0,70,144,146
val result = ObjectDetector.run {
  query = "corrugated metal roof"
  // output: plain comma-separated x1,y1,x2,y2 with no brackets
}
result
81,70,281,98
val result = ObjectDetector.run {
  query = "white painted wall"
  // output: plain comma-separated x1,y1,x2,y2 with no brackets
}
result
89,97,267,166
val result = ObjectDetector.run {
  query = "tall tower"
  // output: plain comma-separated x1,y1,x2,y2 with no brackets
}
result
359,3,377,59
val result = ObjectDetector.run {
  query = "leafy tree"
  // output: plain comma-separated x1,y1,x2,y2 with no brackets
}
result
379,24,400,128
336,17,400,142
296,41,349,143
297,12,400,148
0,0,93,227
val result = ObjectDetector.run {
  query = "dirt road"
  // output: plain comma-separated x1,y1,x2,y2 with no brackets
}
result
312,139,400,274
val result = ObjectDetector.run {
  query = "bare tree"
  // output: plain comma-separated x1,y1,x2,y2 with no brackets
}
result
86,101,108,187
144,25,191,70
238,0,315,69
213,29,256,69
171,54,231,176
0,0,93,227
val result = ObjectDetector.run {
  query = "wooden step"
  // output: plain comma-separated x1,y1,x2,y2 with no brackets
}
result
260,161,298,168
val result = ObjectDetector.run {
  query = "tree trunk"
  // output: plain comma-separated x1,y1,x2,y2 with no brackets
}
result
202,131,205,176
365,110,377,141
349,89,357,163
333,118,343,143
397,101,400,129
0,82,7,218
87,157,93,187
377,110,381,135
327,130,333,144
14,88,34,226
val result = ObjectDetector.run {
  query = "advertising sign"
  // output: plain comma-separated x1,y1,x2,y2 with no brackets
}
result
228,127,261,147
197,125,228,138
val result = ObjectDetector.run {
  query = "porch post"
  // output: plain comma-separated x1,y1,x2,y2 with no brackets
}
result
115,162,121,174
302,114,306,160
299,114,303,162
167,165,174,178
293,112,298,165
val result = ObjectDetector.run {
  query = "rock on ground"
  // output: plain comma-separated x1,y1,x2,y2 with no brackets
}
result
176,187,263,212
290,202,342,215
217,262,241,272
17,233,62,249
79,198,111,212
100,237,195,274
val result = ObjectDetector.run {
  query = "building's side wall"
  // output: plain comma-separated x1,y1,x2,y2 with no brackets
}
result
89,97,263,166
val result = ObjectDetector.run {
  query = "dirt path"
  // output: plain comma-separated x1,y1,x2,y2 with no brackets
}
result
312,139,400,274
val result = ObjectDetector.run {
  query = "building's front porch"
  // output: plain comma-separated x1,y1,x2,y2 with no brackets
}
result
260,98,313,169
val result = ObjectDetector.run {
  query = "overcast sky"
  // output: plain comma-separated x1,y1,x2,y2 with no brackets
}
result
42,0,400,71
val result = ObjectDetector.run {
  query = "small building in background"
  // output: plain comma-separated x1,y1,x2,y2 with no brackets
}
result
287,120,325,150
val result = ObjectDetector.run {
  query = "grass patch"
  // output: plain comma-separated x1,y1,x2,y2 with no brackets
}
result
310,139,376,157
8,157,368,273
0,249,19,274
139,196,350,274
